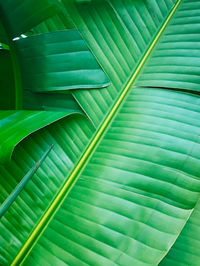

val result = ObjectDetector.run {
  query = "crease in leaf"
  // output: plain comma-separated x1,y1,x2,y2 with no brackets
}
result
160,199,200,265
0,144,53,219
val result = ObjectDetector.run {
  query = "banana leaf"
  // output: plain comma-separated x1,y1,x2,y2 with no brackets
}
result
160,199,200,265
65,0,177,126
15,30,110,93
23,90,82,112
0,114,94,265
22,87,200,265
0,144,53,218
135,0,200,92
1,0,200,265
0,110,82,164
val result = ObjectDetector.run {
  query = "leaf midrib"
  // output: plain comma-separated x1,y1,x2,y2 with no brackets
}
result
12,0,182,264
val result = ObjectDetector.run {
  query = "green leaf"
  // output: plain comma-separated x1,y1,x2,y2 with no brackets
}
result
135,0,200,92
0,145,53,218
16,30,110,93
0,114,94,265
0,0,60,38
63,0,177,126
23,90,82,112
2,0,200,265
22,87,200,265
160,200,200,265
27,10,75,35
0,110,81,164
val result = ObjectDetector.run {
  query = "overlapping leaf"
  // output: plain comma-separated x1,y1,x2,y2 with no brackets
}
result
160,200,200,265
16,30,110,93
0,110,82,164
62,0,177,126
0,114,94,265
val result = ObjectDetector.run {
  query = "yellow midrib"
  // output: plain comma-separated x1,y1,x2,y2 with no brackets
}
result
12,0,182,264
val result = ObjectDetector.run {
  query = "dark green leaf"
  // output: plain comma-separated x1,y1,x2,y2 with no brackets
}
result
0,0,60,38
16,30,110,93
23,90,82,113
0,50,15,109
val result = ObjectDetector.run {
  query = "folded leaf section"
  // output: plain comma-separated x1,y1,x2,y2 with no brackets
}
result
135,0,200,92
0,110,81,164
160,199,200,265
23,90,82,112
16,30,110,93
24,88,200,265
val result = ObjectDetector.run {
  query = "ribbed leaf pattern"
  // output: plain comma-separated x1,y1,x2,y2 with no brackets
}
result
3,1,200,265
0,0,60,38
16,30,109,93
0,110,79,164
24,88,200,265
160,200,200,265
61,0,177,126
0,115,94,265
135,0,200,92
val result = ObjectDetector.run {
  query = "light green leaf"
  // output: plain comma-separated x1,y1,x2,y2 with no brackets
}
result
23,87,200,265
0,145,53,218
63,0,177,126
0,114,94,265
135,0,200,92
2,0,200,265
0,110,81,164
160,200,200,266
